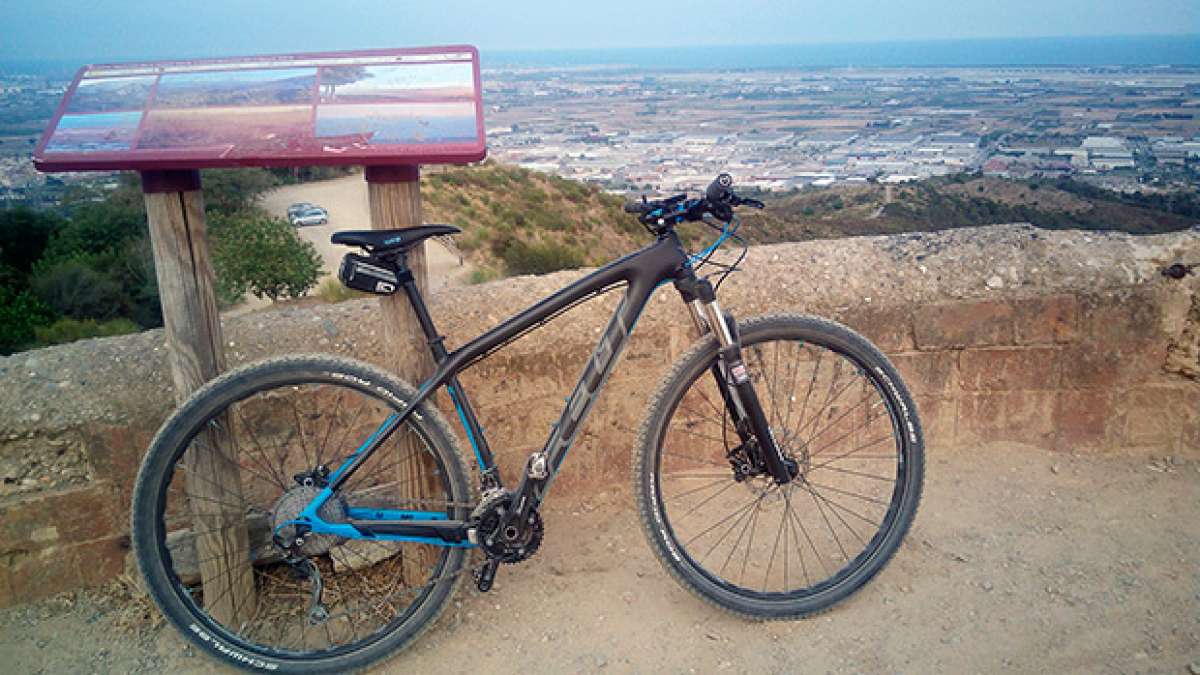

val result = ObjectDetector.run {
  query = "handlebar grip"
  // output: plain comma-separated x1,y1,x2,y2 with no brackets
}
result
706,173,734,203
624,201,649,214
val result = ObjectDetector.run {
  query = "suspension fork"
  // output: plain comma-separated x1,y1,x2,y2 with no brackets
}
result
679,276,794,484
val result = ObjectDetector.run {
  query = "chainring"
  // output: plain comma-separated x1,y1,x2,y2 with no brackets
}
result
472,490,543,564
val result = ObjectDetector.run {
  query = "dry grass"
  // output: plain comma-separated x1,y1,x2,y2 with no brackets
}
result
315,277,369,304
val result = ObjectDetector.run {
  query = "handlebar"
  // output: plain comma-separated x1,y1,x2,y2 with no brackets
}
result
624,173,763,230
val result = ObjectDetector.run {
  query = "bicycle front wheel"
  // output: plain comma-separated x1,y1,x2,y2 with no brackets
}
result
131,355,473,673
634,314,924,619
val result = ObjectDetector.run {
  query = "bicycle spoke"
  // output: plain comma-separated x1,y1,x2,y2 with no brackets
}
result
685,494,762,551
765,498,786,591
702,493,765,565
809,463,895,482
780,340,804,435
804,484,883,531
146,372,466,660
655,326,916,598
804,481,889,506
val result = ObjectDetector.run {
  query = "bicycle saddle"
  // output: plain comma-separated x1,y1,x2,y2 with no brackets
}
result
331,224,460,253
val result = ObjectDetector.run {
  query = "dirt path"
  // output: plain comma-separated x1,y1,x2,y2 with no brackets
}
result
2,443,1197,674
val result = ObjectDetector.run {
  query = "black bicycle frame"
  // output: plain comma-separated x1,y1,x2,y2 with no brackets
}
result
308,231,693,545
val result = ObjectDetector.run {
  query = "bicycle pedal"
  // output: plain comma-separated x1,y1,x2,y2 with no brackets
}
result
475,559,500,593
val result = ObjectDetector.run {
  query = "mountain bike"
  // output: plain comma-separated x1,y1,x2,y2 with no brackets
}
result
131,173,924,673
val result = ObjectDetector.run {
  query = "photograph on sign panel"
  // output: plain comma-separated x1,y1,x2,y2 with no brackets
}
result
44,111,142,152
314,101,477,145
318,62,475,103
66,75,156,114
153,68,317,108
137,105,310,150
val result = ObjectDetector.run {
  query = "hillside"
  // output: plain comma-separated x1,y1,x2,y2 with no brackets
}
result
5,162,1196,355
419,166,1199,278
740,176,1200,243
419,164,642,280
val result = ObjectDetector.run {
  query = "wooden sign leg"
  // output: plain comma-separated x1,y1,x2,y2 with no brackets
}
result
141,170,256,626
365,165,441,578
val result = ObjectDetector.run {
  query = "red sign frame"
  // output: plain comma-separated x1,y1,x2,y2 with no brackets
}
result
34,45,486,172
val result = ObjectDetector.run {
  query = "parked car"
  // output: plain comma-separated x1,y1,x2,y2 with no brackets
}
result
289,207,328,227
287,202,315,219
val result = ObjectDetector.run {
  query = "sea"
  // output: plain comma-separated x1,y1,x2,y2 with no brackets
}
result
486,35,1200,69
3,35,1197,78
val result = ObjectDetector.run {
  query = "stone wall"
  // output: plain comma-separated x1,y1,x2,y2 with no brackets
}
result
1,224,1197,606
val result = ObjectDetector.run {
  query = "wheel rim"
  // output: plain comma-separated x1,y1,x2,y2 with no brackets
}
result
651,333,909,598
147,375,463,659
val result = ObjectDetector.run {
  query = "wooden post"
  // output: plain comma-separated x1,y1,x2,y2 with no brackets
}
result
141,169,256,625
365,165,440,577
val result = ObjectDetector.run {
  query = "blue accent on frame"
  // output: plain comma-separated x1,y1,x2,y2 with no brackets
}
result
447,385,487,470
344,507,449,521
295,490,472,548
290,413,476,548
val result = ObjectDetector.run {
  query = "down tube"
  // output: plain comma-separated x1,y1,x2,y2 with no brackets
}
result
536,285,651,497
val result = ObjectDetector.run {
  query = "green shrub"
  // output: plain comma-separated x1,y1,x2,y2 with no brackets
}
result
497,238,586,276
210,212,322,303
0,288,52,354
467,267,501,284
30,258,123,320
33,317,138,347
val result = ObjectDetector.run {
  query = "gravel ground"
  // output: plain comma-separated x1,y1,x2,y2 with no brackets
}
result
1,442,1197,674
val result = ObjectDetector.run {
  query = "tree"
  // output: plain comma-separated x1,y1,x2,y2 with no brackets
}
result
320,66,370,101
39,198,145,265
200,168,280,216
0,207,64,276
210,212,322,303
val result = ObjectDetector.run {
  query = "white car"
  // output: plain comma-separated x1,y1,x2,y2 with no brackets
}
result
287,202,315,219
290,207,328,227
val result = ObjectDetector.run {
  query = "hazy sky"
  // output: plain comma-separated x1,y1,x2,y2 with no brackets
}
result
1,0,1196,62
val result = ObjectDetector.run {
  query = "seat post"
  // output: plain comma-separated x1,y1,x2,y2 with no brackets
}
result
395,259,448,362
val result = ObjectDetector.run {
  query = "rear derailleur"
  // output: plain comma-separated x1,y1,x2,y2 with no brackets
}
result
469,488,544,592
270,526,331,626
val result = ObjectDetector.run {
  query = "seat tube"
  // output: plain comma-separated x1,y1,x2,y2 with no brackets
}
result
398,269,498,477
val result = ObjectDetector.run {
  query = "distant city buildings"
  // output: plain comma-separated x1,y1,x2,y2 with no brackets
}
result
480,66,1198,194
0,65,1197,205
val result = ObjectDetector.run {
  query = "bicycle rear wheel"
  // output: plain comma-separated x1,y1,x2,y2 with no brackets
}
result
634,314,923,619
131,355,473,673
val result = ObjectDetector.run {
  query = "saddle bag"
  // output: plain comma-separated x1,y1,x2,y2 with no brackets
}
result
338,253,400,295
